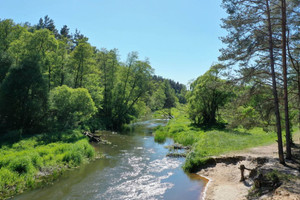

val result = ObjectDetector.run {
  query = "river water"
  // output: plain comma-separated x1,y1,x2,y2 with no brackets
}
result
14,119,205,200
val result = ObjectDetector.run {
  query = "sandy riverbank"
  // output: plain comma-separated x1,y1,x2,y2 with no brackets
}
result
198,135,300,200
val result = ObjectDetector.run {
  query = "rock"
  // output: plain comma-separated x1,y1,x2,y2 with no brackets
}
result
166,152,186,157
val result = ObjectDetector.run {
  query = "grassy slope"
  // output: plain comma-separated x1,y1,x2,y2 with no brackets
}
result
0,130,95,199
154,106,278,172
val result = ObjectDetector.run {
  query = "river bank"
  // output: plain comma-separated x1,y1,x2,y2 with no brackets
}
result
154,107,279,172
0,130,95,199
13,119,206,200
153,107,300,199
198,133,300,200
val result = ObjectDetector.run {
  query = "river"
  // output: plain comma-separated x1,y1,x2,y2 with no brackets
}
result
14,119,205,200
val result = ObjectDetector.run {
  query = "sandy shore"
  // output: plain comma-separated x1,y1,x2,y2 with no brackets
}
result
197,137,300,200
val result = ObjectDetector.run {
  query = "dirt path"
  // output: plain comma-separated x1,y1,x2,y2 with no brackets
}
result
198,134,300,200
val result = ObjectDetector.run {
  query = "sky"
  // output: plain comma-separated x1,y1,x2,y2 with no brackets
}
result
0,0,227,85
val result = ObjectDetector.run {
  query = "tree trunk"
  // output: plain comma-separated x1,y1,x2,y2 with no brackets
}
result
266,0,285,164
298,68,300,130
287,28,300,130
281,0,292,159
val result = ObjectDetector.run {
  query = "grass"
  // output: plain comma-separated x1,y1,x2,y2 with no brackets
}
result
0,129,95,199
154,105,278,172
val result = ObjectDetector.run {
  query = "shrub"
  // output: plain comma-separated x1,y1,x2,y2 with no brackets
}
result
49,85,97,129
9,156,35,174
154,126,167,143
183,151,213,172
30,152,43,168
0,168,19,190
63,150,83,166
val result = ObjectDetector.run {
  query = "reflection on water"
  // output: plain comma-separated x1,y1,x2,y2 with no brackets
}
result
14,119,205,200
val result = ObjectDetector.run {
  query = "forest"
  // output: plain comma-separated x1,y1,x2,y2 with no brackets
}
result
0,15,187,134
0,16,188,198
0,0,299,199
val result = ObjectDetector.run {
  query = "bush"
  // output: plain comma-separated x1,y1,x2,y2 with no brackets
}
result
30,152,43,168
183,151,212,173
154,126,167,143
49,85,97,129
9,156,35,174
63,150,83,166
80,141,95,158
0,168,19,190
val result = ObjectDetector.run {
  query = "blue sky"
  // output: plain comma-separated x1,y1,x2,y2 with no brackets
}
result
0,0,227,85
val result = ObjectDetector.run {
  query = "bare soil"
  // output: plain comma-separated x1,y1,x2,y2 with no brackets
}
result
198,134,300,200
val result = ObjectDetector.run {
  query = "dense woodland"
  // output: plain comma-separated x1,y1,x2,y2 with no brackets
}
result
0,16,187,134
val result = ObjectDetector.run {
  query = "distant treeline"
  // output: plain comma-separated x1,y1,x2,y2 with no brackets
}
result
0,16,187,135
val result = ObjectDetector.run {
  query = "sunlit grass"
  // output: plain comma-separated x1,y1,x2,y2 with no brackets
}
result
154,105,278,172
0,130,95,198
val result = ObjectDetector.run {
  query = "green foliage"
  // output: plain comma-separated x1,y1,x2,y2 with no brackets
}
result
70,41,93,88
151,75,187,105
188,65,232,126
154,106,278,172
0,51,13,83
49,85,97,129
149,83,166,111
98,51,154,130
0,58,48,133
154,126,167,143
0,130,95,198
183,155,212,173
163,80,178,108
0,17,187,133
9,156,35,175
62,150,83,166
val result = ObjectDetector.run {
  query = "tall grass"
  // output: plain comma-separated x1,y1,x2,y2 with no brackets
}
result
154,105,278,172
0,130,95,198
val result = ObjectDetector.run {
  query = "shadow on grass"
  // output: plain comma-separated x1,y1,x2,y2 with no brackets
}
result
0,130,36,148
35,130,86,145
223,129,252,136
189,122,251,136
189,122,226,131
0,129,86,148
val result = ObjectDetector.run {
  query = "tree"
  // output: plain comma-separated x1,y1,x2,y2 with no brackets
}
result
49,85,97,129
0,58,48,134
60,25,71,39
286,0,300,129
148,82,166,111
188,65,231,126
163,80,177,108
111,57,153,130
97,49,119,129
0,19,25,83
0,19,16,52
70,41,93,88
220,0,285,164
50,38,71,87
36,15,58,37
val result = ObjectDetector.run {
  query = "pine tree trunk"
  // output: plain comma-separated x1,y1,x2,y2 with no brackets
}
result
281,0,292,159
266,0,285,164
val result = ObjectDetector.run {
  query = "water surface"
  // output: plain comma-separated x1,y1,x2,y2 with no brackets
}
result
14,119,205,200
